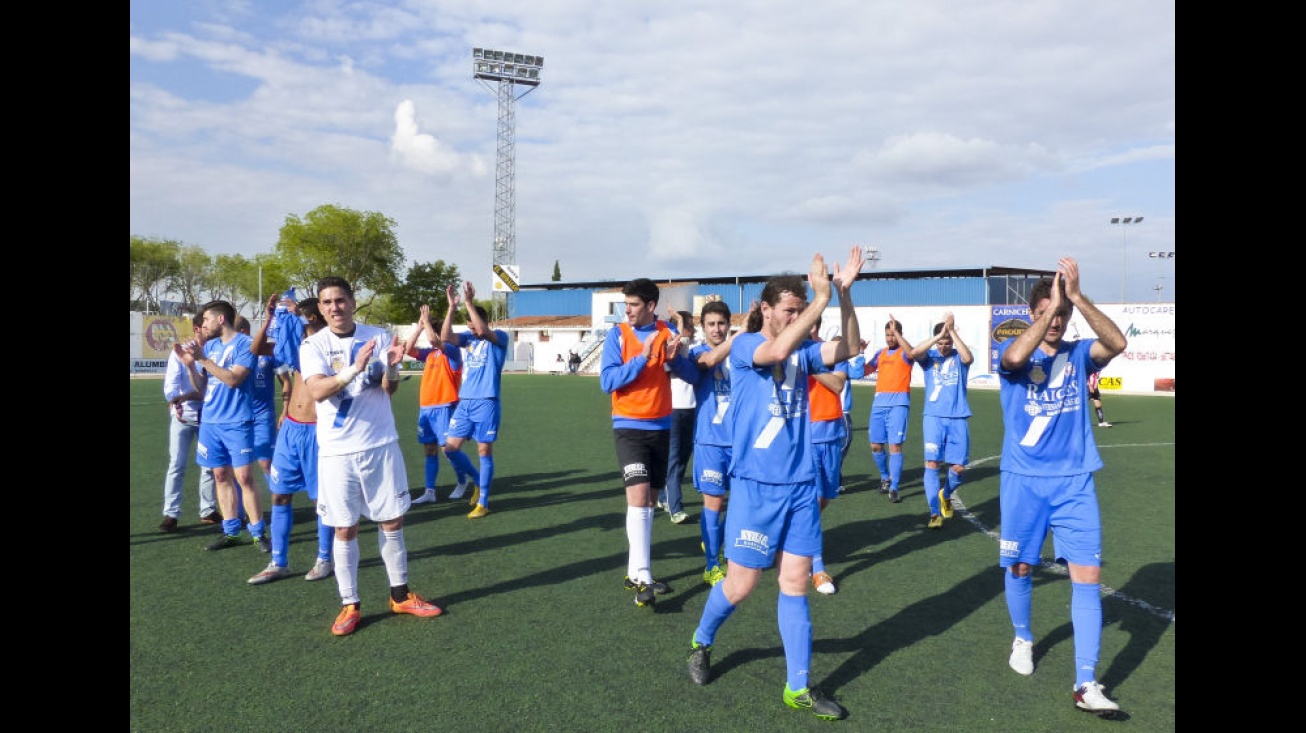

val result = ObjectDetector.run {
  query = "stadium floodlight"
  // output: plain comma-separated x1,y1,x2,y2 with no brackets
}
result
473,47,543,87
1109,216,1144,303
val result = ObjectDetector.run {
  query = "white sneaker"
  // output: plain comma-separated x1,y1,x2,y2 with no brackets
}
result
304,559,334,581
448,480,470,500
248,562,291,585
411,489,438,504
1009,638,1034,675
1097,421,1113,428
1073,681,1120,714
669,511,689,524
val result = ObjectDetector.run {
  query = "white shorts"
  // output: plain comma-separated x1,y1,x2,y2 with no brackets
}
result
316,441,410,527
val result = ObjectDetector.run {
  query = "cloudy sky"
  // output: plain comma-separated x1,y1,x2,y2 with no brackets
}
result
130,1,1175,303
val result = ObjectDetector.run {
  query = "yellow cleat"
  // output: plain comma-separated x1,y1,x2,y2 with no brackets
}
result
467,504,491,519
939,489,954,519
927,514,943,529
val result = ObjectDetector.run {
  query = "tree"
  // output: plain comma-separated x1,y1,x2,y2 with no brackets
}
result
130,236,181,312
274,204,406,317
374,260,463,324
208,254,261,316
551,260,561,282
169,245,213,312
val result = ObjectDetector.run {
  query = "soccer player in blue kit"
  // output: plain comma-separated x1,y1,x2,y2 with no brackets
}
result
441,281,510,519
687,297,738,587
909,311,974,529
686,246,863,721
997,257,1127,716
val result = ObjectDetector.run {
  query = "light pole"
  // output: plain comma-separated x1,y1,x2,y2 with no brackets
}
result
472,47,543,323
1109,216,1143,303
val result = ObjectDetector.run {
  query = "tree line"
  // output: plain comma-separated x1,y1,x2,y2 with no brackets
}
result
131,204,488,324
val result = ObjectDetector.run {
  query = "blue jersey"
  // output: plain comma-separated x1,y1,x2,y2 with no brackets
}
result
689,342,732,448
835,353,864,413
917,349,971,418
250,353,278,419
728,332,826,484
200,333,256,424
998,338,1103,476
455,330,509,399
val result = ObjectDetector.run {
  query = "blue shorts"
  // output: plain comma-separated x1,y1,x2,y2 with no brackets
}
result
868,404,909,445
922,415,970,466
811,440,842,500
998,472,1102,568
723,476,822,569
269,417,319,499
253,410,276,462
196,421,255,469
448,398,501,444
692,444,731,497
417,404,456,446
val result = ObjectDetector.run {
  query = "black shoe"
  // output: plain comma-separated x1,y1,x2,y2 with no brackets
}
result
158,516,179,533
878,479,891,494
889,490,901,503
255,534,271,553
688,641,712,685
784,686,847,720
634,583,657,608
624,576,670,594
200,511,221,525
205,534,244,551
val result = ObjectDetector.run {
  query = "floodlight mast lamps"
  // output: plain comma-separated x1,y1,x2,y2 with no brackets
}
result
472,47,543,322
1109,216,1143,303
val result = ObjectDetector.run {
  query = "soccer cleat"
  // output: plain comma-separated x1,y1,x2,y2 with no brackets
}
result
204,534,244,551
634,582,657,608
468,485,481,508
200,511,221,525
1073,680,1121,716
255,534,272,553
939,489,954,519
688,639,712,685
1098,421,1113,428
783,685,847,720
158,516,179,533
304,559,334,581
411,489,438,505
813,571,837,595
623,576,670,594
927,515,943,529
836,484,846,494
448,480,470,500
467,504,491,519
879,479,892,494
331,604,361,636
390,592,443,617
248,562,292,585
703,566,726,587
1009,637,1035,676
656,499,669,512
669,511,689,524
889,490,901,503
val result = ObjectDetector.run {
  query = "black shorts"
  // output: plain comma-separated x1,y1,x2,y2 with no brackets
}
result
613,428,670,489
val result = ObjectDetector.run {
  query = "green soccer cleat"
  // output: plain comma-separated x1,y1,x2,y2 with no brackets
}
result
784,685,847,720
703,566,726,587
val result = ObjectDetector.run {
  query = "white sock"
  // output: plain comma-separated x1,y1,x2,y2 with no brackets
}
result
379,529,408,587
334,536,360,605
626,505,653,581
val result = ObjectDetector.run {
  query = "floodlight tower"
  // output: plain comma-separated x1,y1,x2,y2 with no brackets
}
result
1109,216,1143,303
472,47,543,322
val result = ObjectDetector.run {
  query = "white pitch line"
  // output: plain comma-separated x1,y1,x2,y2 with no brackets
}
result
954,448,1175,623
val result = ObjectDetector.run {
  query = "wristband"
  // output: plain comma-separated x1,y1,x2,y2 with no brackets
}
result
385,364,400,381
335,365,360,387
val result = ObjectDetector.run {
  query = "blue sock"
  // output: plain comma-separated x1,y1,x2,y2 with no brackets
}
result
477,456,495,504
889,453,904,489
947,469,962,496
247,519,266,541
693,581,737,646
1005,570,1033,641
446,449,476,485
271,503,292,567
221,517,242,537
424,455,439,490
316,519,333,561
1071,582,1103,686
923,466,939,512
701,509,722,569
777,592,812,692
873,450,889,480
812,553,825,575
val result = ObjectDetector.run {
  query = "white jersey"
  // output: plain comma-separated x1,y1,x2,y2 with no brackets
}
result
300,323,399,457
